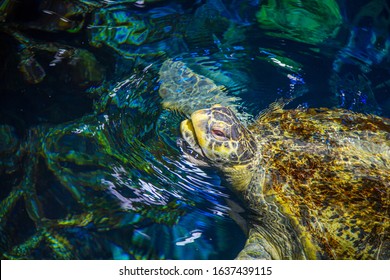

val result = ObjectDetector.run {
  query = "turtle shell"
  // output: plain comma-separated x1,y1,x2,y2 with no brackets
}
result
247,107,390,259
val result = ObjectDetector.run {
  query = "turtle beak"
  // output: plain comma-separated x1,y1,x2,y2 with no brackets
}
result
179,119,208,165
180,119,196,144
189,109,210,149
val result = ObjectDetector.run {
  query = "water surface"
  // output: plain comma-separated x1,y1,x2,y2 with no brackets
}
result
0,0,389,259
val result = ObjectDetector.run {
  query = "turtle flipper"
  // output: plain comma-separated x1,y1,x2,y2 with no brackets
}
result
235,229,273,260
158,59,251,122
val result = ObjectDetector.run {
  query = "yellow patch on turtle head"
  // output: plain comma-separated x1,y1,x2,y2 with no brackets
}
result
181,105,257,184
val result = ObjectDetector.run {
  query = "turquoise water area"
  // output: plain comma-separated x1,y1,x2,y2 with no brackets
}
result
0,0,389,259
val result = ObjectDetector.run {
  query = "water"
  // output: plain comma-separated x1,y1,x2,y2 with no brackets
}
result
0,0,389,259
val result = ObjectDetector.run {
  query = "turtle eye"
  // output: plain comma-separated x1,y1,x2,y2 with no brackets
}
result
211,128,226,139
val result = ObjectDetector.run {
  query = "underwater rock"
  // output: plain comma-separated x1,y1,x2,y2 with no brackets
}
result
1,28,105,86
256,0,342,45
88,5,189,57
18,52,46,84
16,0,92,33
49,47,105,87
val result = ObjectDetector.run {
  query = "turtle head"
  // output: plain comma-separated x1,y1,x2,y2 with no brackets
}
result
180,105,257,191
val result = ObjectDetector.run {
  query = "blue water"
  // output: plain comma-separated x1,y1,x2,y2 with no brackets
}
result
0,0,389,259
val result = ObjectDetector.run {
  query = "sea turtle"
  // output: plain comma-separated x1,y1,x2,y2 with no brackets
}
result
178,102,390,259
158,60,390,259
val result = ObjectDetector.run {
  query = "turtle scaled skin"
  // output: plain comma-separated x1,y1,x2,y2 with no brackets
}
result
180,103,390,259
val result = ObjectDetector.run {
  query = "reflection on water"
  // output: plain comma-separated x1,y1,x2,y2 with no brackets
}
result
0,61,246,259
0,0,390,259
